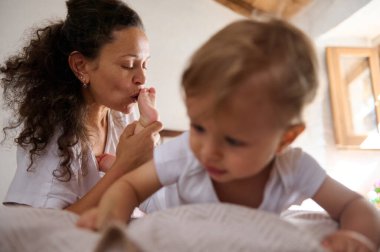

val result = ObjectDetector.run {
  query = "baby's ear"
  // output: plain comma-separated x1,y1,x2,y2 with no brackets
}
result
276,123,305,154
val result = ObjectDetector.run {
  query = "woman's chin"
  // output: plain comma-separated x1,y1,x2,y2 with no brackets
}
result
119,102,137,114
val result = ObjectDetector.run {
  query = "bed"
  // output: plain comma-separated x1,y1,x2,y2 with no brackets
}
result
0,203,340,252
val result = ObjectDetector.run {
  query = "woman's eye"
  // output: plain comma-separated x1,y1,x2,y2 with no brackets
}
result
143,62,148,70
122,65,134,70
225,136,245,147
191,124,205,133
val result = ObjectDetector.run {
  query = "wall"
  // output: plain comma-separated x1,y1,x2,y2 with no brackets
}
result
127,0,241,130
291,0,370,39
0,0,378,204
295,0,380,199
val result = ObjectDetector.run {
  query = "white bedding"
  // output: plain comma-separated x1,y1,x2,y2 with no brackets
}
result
0,203,338,252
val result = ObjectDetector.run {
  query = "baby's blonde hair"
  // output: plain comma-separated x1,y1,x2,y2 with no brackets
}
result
182,18,318,126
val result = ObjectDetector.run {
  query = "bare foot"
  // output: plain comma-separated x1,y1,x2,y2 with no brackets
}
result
134,87,159,137
96,153,116,172
138,87,158,127
96,88,159,172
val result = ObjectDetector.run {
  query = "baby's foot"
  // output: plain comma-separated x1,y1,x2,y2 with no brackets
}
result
138,87,159,127
96,153,116,173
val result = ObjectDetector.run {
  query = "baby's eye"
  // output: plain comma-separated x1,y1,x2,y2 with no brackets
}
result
191,123,205,134
225,136,245,147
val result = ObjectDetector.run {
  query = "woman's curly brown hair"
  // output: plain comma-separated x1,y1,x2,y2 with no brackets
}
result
1,0,143,181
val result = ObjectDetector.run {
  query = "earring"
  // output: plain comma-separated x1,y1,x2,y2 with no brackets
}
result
82,82,89,89
78,74,88,88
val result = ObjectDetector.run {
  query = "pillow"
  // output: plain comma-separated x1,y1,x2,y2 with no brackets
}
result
0,206,98,252
1,203,330,252
125,203,326,252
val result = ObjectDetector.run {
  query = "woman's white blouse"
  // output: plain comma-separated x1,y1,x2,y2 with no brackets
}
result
3,110,136,209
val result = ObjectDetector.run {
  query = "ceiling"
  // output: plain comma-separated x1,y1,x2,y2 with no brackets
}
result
322,0,380,43
215,0,380,44
214,0,312,19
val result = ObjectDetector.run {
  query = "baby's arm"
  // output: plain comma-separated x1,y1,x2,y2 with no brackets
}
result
313,176,380,252
77,159,162,230
97,87,159,172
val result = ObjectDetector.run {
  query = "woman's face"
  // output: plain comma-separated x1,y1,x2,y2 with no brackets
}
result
84,27,150,114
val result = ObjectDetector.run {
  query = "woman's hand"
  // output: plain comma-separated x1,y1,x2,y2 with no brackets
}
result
114,120,162,173
65,121,161,215
322,230,377,252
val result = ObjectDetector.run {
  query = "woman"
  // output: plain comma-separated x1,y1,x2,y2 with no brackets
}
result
1,0,161,214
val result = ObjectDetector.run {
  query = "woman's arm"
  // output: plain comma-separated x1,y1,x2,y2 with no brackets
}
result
66,121,162,215
77,159,162,230
313,176,380,251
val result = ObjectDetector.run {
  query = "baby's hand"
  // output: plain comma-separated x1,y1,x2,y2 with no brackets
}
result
77,208,100,231
96,153,116,172
322,230,376,252
77,207,120,231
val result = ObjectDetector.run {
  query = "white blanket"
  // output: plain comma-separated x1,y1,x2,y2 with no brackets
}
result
0,203,338,252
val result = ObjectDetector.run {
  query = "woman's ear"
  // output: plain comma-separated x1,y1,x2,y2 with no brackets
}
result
276,123,305,154
68,51,88,84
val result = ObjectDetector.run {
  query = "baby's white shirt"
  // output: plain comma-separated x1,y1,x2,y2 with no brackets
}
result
140,132,326,214
4,110,136,209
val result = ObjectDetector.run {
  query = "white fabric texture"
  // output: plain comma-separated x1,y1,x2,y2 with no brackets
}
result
0,204,339,252
3,110,136,209
141,132,327,214
0,206,99,252
128,204,327,252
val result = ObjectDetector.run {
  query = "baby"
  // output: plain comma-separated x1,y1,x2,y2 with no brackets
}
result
80,18,380,252
96,87,159,172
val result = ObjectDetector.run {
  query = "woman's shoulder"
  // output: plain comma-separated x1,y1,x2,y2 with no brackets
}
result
16,129,85,172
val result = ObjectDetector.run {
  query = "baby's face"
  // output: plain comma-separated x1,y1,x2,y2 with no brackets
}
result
186,83,287,184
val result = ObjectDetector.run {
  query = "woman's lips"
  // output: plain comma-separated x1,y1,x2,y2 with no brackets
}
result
131,91,140,102
131,94,139,102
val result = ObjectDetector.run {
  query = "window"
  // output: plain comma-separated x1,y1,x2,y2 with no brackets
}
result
326,47,380,149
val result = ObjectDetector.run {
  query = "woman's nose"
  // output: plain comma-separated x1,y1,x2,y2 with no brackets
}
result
132,68,146,86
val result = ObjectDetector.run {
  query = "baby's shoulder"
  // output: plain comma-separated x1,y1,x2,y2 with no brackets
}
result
276,147,321,173
154,131,193,162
